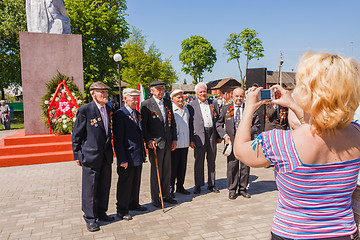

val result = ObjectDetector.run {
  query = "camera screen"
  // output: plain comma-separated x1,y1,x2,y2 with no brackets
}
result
260,90,271,100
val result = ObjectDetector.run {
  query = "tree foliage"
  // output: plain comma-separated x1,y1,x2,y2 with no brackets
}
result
120,28,177,88
64,0,130,100
179,35,217,83
0,0,27,99
224,28,264,87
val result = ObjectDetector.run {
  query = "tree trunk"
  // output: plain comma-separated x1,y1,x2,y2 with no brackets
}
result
1,88,4,100
236,58,244,87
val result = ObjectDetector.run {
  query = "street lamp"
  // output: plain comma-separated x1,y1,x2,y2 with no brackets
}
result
113,53,122,108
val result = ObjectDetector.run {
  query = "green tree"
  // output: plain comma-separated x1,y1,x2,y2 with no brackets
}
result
179,35,217,83
0,0,26,100
121,28,177,88
64,0,130,99
224,28,264,87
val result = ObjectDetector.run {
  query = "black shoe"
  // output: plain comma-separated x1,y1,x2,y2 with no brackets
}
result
239,191,251,198
229,192,237,200
207,186,220,193
86,222,100,232
97,215,114,222
129,205,147,211
152,201,162,208
176,188,190,195
170,192,175,198
117,213,133,221
163,197,177,204
193,186,201,194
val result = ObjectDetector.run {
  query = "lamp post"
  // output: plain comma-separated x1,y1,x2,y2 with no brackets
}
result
113,53,122,108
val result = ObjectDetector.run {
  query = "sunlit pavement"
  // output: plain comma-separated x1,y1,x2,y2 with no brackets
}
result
0,138,278,240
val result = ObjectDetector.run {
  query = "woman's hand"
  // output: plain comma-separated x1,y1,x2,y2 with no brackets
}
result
270,85,295,108
244,87,266,113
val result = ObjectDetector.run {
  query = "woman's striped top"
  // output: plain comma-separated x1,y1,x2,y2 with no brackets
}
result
259,125,360,239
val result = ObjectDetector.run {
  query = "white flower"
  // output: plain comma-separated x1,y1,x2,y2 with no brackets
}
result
73,118,76,122
77,100,82,104
44,100,49,105
62,124,67,129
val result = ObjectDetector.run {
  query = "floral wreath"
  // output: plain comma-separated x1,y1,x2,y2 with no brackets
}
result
41,73,84,134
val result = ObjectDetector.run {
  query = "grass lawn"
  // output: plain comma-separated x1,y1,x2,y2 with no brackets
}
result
0,123,24,130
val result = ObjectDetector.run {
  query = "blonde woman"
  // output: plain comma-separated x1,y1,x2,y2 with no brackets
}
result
234,53,360,240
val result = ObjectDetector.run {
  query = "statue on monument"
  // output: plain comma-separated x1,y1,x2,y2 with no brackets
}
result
26,0,71,34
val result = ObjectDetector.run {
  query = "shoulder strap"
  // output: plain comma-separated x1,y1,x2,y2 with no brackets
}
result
352,121,360,133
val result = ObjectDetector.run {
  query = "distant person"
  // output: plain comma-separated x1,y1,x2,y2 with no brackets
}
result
113,88,147,221
234,52,360,240
170,90,191,197
216,87,260,199
10,107,14,121
188,82,221,194
72,82,114,232
0,100,11,130
265,103,289,131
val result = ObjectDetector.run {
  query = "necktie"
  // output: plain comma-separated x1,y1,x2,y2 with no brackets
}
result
132,110,138,126
100,106,108,135
235,106,241,129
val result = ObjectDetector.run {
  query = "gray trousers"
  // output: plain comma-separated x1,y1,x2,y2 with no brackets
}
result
194,127,217,187
227,153,250,193
148,147,171,202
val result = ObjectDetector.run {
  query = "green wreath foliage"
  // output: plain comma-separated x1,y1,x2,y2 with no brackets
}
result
41,73,84,134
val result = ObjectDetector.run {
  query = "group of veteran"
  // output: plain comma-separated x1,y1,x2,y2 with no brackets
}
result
71,80,257,232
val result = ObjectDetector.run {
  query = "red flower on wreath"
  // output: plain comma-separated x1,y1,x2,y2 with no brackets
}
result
53,93,75,118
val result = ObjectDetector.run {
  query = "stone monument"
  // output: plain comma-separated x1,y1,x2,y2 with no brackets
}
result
26,0,71,34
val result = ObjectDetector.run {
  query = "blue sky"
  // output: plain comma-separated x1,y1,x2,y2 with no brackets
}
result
125,0,360,83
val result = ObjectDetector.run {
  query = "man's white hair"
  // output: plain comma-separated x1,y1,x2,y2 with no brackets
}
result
195,82,207,92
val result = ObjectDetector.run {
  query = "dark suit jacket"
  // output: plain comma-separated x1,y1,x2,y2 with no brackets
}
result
188,98,220,147
72,101,113,170
140,97,177,149
112,106,146,167
216,103,261,142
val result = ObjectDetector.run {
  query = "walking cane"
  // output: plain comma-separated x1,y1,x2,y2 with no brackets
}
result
153,148,165,212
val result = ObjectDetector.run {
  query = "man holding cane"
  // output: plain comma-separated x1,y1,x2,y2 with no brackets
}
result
140,81,177,208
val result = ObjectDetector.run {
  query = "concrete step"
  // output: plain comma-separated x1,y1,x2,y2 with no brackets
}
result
0,150,74,167
0,142,72,155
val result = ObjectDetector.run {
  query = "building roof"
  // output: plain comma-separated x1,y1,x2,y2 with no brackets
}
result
171,84,195,92
266,71,296,87
206,79,222,89
213,78,241,89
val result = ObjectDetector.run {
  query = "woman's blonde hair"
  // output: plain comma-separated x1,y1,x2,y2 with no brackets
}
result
293,52,360,135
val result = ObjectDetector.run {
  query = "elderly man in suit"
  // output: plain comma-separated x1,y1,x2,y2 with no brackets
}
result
170,89,191,198
188,82,221,194
113,88,147,221
216,87,261,199
72,82,114,232
140,80,177,208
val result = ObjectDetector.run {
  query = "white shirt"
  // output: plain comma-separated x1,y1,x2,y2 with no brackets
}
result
198,99,213,128
153,96,166,122
234,103,243,122
172,103,190,148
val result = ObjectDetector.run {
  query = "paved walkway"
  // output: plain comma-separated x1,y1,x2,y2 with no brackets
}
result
0,141,278,240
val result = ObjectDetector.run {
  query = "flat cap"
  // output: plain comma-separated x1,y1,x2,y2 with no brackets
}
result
123,88,140,96
170,89,184,98
89,82,111,91
149,80,166,87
